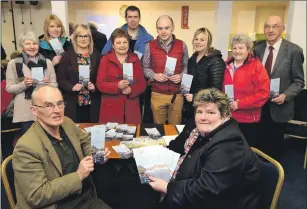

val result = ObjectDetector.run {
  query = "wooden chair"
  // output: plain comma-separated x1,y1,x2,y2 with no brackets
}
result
252,147,284,209
1,155,16,209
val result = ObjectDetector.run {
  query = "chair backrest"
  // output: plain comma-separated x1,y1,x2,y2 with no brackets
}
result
251,147,284,209
293,89,307,122
1,155,16,209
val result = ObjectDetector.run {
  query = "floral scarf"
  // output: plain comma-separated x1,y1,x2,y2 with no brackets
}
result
77,53,91,106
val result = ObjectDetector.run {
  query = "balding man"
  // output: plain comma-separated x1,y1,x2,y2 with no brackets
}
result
12,85,112,209
253,16,305,160
143,15,189,124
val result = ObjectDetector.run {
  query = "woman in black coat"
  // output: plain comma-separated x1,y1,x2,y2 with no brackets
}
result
39,14,72,71
183,27,225,122
149,88,261,209
57,24,101,123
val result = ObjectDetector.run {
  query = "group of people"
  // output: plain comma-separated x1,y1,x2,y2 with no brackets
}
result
1,4,305,209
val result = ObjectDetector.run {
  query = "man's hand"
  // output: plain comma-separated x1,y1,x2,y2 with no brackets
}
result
122,86,131,95
169,74,182,83
154,73,168,82
148,176,168,194
118,80,129,90
271,94,286,105
77,156,94,181
43,76,49,84
184,93,193,102
24,77,34,87
72,83,83,92
104,147,111,163
88,82,95,91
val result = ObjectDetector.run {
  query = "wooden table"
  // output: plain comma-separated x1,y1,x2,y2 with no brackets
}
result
78,123,178,159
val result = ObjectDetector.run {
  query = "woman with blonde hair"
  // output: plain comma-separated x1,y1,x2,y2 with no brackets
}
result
57,24,102,123
39,14,72,68
182,27,225,123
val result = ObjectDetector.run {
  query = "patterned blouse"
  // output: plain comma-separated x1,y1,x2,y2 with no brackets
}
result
77,53,91,106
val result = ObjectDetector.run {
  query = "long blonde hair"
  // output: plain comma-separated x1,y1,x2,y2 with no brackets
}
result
43,14,66,41
72,24,94,54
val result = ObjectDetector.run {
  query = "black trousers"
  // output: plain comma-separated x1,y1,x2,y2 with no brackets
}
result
258,102,286,161
238,122,260,149
76,105,90,123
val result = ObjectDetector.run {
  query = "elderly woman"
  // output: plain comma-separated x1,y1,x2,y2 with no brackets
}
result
223,34,270,148
183,27,225,122
6,31,57,134
57,24,102,123
149,88,260,209
39,14,72,68
96,28,146,124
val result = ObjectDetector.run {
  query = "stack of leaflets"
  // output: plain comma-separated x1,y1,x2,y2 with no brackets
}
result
133,145,180,183
144,128,161,139
120,137,166,149
112,144,133,159
91,125,106,164
180,73,193,94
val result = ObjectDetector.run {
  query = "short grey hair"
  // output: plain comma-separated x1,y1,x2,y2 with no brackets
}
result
230,33,254,51
31,85,62,105
18,31,39,48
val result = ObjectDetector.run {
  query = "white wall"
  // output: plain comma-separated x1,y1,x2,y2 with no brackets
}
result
1,1,51,58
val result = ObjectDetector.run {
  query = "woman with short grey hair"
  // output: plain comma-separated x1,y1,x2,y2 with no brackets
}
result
6,31,57,135
223,33,270,148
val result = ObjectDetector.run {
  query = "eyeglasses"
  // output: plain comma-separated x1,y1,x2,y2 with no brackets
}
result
33,101,66,112
77,35,90,39
264,25,283,30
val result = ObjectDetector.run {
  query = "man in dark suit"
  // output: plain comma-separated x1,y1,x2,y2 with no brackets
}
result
253,16,305,161
88,21,107,53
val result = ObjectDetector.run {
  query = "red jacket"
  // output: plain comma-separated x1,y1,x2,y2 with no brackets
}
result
223,54,270,123
1,80,13,114
149,39,183,94
96,51,146,124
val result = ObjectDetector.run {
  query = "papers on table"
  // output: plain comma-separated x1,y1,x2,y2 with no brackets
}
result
49,38,65,56
133,145,180,183
175,125,185,134
144,128,161,139
123,63,133,84
180,73,193,94
224,84,234,102
91,125,106,164
164,56,177,77
79,65,90,86
31,67,44,82
120,137,166,149
112,144,133,159
162,135,178,146
270,78,280,98
106,122,118,130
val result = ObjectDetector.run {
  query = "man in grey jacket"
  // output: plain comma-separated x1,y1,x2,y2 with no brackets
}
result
253,16,305,161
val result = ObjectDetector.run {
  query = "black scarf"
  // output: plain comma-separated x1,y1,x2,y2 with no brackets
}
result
16,52,47,99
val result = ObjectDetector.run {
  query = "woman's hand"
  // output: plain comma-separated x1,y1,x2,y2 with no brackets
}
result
72,83,83,92
122,86,131,95
103,147,111,163
118,80,129,90
24,77,33,87
88,82,95,91
184,93,193,102
52,55,62,66
148,176,168,194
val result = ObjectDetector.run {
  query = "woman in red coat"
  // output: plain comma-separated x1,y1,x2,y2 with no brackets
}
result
223,33,270,149
96,28,146,124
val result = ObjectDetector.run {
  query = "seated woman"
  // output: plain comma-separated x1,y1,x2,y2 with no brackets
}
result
6,31,57,135
39,14,72,70
149,88,260,209
223,33,269,148
96,28,146,124
57,24,101,123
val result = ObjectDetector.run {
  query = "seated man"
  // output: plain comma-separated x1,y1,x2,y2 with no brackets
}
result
13,85,112,209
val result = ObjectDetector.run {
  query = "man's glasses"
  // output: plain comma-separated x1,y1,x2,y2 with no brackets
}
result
264,24,283,30
33,101,66,112
77,35,90,39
